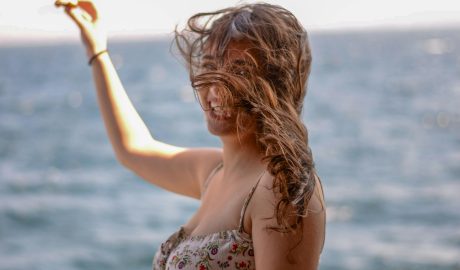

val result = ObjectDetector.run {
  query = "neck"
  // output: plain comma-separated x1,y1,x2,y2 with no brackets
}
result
219,133,266,180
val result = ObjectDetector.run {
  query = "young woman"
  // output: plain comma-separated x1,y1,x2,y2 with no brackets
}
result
56,1,326,269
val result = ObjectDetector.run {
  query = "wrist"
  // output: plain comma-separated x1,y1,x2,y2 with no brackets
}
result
86,44,108,58
88,49,108,66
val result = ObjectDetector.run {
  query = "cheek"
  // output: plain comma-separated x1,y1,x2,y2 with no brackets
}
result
235,111,257,134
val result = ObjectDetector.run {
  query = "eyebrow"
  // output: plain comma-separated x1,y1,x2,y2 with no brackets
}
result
232,59,247,66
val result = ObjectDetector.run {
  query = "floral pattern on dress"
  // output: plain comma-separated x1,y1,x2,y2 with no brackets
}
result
152,228,255,270
170,246,193,269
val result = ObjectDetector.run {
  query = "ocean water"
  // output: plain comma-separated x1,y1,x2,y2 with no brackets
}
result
1,28,459,270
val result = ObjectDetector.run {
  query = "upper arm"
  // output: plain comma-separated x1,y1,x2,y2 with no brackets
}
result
250,174,326,269
118,139,223,199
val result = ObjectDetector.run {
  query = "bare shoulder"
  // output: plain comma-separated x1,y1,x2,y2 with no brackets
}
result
250,171,326,222
248,171,326,270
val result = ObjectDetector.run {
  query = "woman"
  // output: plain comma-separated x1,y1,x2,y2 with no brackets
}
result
56,1,326,269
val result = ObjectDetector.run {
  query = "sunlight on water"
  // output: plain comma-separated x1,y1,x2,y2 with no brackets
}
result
1,29,459,270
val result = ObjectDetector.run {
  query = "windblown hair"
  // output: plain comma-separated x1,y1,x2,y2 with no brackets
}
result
174,2,323,252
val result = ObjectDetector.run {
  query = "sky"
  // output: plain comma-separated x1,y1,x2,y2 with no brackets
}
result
1,0,460,44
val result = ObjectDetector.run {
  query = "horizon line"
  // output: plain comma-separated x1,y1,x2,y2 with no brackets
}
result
1,22,459,48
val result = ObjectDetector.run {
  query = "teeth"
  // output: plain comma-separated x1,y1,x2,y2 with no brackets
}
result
213,110,225,115
212,107,231,118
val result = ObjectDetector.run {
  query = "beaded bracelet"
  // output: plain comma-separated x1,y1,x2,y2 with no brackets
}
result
88,49,108,66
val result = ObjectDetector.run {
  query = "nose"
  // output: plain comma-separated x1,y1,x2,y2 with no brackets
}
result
206,85,221,106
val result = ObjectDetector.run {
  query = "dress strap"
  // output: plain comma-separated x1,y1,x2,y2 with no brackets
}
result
203,161,224,192
238,170,266,233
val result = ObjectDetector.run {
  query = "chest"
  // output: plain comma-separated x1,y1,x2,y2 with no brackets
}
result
185,179,252,237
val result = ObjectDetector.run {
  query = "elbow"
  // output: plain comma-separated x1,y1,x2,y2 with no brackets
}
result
115,148,133,169
114,142,151,170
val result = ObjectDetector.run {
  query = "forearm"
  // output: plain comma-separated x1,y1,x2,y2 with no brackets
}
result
90,52,154,159
55,1,153,160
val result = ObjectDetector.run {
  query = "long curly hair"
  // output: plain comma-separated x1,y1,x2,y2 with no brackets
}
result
174,2,323,246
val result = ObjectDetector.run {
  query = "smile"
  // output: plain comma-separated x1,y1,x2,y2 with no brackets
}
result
209,106,232,120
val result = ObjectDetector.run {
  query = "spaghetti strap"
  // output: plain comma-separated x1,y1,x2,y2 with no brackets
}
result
238,170,266,233
202,161,224,192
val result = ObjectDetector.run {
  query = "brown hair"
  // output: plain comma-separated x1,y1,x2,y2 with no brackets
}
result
174,2,324,256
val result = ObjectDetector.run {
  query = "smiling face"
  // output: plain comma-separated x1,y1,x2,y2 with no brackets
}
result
194,40,258,137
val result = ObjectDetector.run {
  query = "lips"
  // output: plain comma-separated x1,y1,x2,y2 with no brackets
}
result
209,107,232,120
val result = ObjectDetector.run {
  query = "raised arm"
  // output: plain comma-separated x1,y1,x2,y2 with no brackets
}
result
55,0,222,199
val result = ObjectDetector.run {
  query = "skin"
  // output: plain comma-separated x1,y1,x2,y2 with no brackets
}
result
57,1,325,269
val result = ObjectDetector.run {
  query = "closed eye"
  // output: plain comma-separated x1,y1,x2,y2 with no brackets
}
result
229,65,251,78
235,69,249,77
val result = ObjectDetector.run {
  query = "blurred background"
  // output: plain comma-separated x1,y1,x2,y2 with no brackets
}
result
1,0,459,269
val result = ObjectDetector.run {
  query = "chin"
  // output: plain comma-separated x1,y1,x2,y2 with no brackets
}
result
205,110,237,136
207,125,236,136
205,109,255,139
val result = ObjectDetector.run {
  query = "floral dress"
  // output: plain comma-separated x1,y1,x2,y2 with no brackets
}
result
152,162,263,270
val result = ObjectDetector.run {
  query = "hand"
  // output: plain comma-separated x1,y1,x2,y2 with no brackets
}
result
55,0,108,59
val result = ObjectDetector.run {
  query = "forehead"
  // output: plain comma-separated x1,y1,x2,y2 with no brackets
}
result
202,39,256,63
226,39,253,55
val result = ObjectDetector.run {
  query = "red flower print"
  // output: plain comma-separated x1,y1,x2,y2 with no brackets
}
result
232,243,238,252
199,264,207,270
228,255,233,260
239,262,247,267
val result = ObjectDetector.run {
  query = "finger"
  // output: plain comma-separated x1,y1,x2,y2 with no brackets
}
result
77,0,99,22
54,0,78,8
56,0,100,23
63,5,88,29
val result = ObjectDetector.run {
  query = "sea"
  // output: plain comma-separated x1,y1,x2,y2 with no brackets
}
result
1,28,459,270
